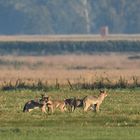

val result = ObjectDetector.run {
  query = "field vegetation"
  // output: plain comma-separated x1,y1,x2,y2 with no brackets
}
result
0,89,140,140
0,40,140,140
0,53,139,88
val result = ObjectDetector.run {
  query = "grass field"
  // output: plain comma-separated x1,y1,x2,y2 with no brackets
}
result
0,88,140,140
0,52,140,139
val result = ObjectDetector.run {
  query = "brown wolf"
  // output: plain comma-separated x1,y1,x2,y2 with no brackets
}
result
83,90,107,112
46,99,66,113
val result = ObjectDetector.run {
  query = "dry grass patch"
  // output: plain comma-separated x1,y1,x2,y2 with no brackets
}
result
0,53,139,85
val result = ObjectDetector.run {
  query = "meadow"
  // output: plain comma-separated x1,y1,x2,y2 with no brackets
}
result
0,52,140,140
0,89,140,140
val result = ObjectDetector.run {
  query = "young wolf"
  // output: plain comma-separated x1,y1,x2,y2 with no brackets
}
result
65,97,83,112
83,90,107,112
46,99,66,113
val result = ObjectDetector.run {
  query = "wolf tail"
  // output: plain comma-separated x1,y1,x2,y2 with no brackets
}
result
23,103,28,112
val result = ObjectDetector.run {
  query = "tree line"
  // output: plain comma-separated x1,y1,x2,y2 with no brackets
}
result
0,41,140,55
0,0,140,34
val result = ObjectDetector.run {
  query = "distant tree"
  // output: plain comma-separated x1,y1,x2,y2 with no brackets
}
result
0,0,139,34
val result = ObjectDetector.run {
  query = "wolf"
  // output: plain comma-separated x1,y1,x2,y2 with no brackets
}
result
23,100,46,113
64,97,83,112
46,99,66,113
83,90,107,112
23,94,49,113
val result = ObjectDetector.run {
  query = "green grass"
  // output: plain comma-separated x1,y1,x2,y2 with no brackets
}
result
0,89,140,140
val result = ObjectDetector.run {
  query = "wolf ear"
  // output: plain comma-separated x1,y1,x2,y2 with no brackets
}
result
100,90,104,93
47,96,51,101
41,94,45,98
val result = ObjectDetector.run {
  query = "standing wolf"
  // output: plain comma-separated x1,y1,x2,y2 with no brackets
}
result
65,97,83,112
83,90,107,112
46,100,66,113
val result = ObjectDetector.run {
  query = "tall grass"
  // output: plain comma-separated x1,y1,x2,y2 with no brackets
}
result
1,76,140,91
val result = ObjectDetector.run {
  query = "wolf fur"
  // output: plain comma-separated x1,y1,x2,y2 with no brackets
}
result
83,90,107,112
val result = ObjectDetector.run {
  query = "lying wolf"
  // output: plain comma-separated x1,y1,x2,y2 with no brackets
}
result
23,100,47,113
23,94,49,113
